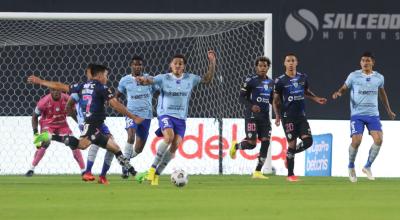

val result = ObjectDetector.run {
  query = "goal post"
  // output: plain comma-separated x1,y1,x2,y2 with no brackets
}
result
0,13,273,175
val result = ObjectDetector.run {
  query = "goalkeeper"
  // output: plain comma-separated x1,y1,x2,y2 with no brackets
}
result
25,89,85,177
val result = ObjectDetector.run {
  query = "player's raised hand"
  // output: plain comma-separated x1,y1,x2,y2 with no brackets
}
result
332,91,342,99
207,50,216,64
27,75,42,84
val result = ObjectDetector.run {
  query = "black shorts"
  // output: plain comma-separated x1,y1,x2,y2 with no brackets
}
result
281,116,311,141
80,122,103,138
244,118,271,140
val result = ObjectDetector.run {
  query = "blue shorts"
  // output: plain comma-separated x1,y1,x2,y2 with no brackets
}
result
350,115,382,137
125,117,151,140
79,123,111,135
156,115,186,138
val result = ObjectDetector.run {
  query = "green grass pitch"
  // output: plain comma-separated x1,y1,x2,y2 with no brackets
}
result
1,175,399,220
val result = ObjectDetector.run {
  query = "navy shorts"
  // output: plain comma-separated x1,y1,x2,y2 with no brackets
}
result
125,117,151,141
350,115,382,137
156,115,186,138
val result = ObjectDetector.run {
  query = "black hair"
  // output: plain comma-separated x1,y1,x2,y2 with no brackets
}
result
361,51,375,60
130,55,143,64
171,54,187,64
255,56,271,66
91,64,109,77
284,52,298,61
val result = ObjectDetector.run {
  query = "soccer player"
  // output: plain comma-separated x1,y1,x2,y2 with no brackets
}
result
273,53,327,182
332,52,396,182
116,56,158,179
229,56,274,179
28,65,115,184
135,50,216,185
25,89,85,176
31,64,142,177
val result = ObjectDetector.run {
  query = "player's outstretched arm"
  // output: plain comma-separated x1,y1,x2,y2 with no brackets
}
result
332,84,348,99
27,75,70,93
272,93,281,126
378,88,396,120
305,88,327,104
201,50,216,84
108,97,144,124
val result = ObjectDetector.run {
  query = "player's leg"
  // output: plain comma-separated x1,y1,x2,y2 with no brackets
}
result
151,117,186,186
230,118,257,159
98,150,114,185
123,117,137,161
348,116,365,182
362,116,383,180
26,141,50,177
252,119,271,179
294,119,313,153
282,118,299,181
82,144,99,181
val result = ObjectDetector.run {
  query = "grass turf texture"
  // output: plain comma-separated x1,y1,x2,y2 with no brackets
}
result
1,175,399,220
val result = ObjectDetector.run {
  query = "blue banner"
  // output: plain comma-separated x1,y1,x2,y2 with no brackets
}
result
305,134,333,176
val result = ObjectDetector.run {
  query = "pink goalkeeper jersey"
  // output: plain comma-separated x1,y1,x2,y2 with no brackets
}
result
36,93,70,129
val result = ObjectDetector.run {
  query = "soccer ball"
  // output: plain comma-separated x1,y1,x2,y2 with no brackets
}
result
170,169,189,187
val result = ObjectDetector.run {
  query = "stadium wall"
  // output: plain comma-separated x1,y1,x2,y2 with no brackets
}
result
1,117,399,177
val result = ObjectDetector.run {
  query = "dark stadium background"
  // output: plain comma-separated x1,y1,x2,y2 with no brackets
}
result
0,0,398,120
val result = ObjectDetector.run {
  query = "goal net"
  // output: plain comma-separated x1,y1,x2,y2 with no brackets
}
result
0,13,273,175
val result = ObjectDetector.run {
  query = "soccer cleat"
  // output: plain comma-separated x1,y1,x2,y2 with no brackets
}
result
348,168,357,182
229,141,238,159
33,131,51,146
98,176,109,185
146,167,156,181
82,172,95,182
252,171,269,179
151,174,159,186
25,170,34,177
362,167,375,180
286,175,300,182
135,171,148,184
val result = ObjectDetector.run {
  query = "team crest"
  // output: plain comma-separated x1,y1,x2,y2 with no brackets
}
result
55,107,60,112
292,82,298,88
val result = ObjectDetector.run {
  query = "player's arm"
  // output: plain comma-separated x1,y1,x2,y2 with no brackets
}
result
332,84,348,99
201,50,216,84
272,93,282,126
32,110,39,135
239,79,260,113
378,88,396,120
136,76,154,85
108,98,144,124
305,88,327,104
27,75,70,93
66,97,78,123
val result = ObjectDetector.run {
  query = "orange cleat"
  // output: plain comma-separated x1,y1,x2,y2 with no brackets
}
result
82,172,95,182
286,175,300,182
98,176,109,185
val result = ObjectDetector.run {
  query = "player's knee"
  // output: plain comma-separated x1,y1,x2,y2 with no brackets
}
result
127,135,135,144
64,136,79,150
247,139,257,146
163,136,174,144
374,138,383,146
90,133,109,149
302,136,313,149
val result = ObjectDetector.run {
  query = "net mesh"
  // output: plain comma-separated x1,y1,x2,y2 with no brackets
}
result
0,18,267,174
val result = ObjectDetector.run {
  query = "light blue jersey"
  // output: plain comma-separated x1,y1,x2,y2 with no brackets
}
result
154,73,201,120
118,73,156,119
345,70,384,116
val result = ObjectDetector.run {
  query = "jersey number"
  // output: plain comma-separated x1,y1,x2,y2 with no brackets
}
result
82,95,93,115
